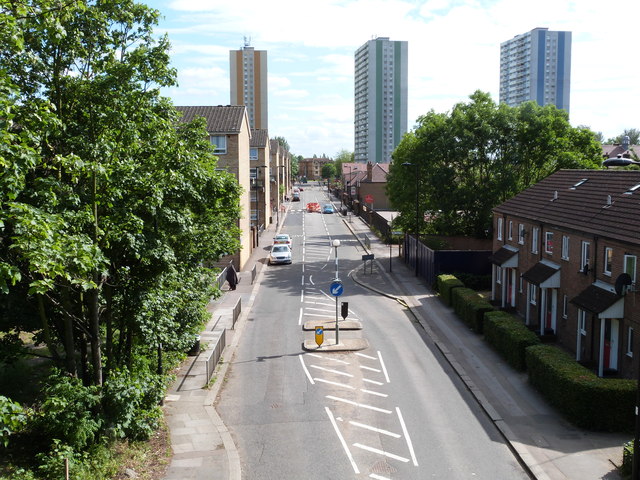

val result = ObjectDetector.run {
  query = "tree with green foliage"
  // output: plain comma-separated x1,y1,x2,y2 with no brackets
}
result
321,163,336,180
607,128,640,145
387,91,602,238
334,150,353,180
0,0,241,473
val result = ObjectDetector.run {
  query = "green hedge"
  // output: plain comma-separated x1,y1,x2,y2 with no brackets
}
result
484,311,540,371
437,274,464,306
526,344,635,431
451,287,493,333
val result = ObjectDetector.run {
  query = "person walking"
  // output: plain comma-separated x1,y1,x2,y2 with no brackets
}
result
226,263,239,291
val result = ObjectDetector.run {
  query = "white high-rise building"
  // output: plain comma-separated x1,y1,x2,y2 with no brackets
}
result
354,37,408,164
230,40,268,130
500,28,571,113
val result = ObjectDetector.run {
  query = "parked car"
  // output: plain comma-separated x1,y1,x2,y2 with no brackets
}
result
273,233,292,248
292,193,300,201
268,245,292,265
322,203,335,214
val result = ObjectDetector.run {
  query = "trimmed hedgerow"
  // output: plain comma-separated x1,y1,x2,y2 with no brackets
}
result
483,311,540,371
525,344,635,432
436,274,464,306
451,287,493,333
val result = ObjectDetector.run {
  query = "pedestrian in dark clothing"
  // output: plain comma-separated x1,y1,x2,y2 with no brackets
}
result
226,264,238,290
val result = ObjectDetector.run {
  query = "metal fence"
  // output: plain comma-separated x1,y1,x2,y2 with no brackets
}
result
231,298,242,329
204,329,226,386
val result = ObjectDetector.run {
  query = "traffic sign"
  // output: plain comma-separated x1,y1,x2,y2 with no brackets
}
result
365,194,374,204
330,280,344,297
315,326,324,346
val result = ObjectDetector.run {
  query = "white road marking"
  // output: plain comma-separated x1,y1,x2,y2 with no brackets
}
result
314,378,355,390
360,389,388,398
300,289,304,304
325,408,360,474
378,351,391,383
298,308,303,326
352,443,410,463
397,407,418,466
304,312,336,318
299,356,314,385
305,307,335,313
301,275,304,286
309,275,314,285
325,395,392,414
356,353,377,360
304,301,335,307
370,474,391,480
349,421,401,438
360,365,382,373
306,353,350,365
310,365,354,377
362,378,384,386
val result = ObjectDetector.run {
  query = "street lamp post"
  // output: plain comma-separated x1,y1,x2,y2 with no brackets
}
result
333,239,341,345
402,162,419,276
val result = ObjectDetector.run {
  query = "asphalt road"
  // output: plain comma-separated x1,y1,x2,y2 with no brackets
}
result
216,184,530,479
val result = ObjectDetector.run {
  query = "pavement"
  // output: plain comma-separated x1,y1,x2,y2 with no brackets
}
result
161,193,628,480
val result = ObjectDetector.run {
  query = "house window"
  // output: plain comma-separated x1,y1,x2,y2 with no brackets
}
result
562,295,568,318
250,148,258,160
529,284,537,305
628,327,634,358
561,235,570,260
496,266,502,284
518,224,525,244
544,231,554,254
624,255,637,284
531,227,539,254
519,275,523,293
508,221,513,240
250,168,257,179
250,209,257,221
581,241,590,272
250,191,257,202
210,135,227,154
497,217,503,241
579,309,587,335
604,247,613,276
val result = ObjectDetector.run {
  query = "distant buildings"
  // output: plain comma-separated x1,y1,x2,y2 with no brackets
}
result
354,37,408,164
230,40,268,130
500,28,572,113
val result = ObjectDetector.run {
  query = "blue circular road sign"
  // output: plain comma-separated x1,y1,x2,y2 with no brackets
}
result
330,281,344,297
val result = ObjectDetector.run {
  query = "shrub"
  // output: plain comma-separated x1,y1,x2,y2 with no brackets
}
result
450,272,492,291
436,274,464,305
526,344,635,431
451,287,493,333
484,311,540,370
0,396,26,447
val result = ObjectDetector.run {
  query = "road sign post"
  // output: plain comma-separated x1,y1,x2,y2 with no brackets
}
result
330,280,343,344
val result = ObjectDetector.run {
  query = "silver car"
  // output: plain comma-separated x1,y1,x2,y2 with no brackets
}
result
268,245,292,265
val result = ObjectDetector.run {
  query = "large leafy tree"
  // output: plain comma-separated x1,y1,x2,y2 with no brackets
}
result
0,0,240,392
387,91,602,238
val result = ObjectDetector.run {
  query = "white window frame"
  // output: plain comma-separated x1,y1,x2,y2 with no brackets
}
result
562,294,568,318
210,135,227,154
529,284,537,305
561,235,569,260
497,217,503,241
250,168,257,179
250,148,258,160
624,254,637,284
628,327,634,358
531,227,539,254
544,231,554,254
604,247,613,276
519,276,523,293
496,266,502,284
518,224,525,244
579,309,587,335
581,241,590,272
508,221,513,240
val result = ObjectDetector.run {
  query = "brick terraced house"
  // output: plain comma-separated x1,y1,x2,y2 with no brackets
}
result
490,169,640,379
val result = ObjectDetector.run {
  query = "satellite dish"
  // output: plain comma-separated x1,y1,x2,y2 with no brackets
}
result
614,273,633,296
603,154,640,168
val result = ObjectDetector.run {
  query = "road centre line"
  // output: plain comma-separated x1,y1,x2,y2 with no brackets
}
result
378,351,391,383
396,407,418,466
325,395,392,414
352,443,409,463
300,289,304,304
362,378,384,386
326,408,360,474
310,365,354,377
314,378,355,390
301,275,304,286
298,308,303,326
349,421,401,438
299,356,314,385
360,388,388,397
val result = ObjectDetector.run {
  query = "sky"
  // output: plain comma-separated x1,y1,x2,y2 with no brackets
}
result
145,0,640,159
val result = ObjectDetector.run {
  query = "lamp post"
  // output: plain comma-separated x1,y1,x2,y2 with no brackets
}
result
402,162,419,276
332,238,341,345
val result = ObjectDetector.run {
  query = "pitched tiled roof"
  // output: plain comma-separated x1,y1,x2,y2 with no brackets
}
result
602,144,639,159
571,284,620,314
493,169,640,244
368,163,389,182
522,262,558,285
251,129,269,148
489,247,518,266
175,106,247,134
